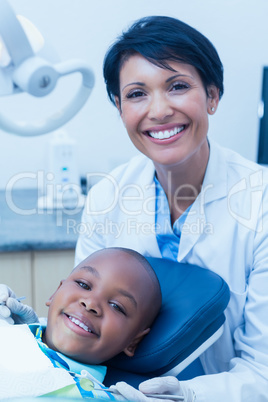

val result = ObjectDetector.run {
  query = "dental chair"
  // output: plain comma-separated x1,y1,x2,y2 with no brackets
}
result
3,258,230,401
104,258,230,387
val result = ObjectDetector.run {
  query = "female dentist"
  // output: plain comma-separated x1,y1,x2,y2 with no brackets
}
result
75,16,268,402
2,15,268,402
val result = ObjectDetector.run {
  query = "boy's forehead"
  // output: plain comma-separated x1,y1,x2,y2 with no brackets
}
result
75,264,100,278
73,252,151,285
78,250,143,271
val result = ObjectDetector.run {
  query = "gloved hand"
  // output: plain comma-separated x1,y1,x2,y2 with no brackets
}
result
0,284,39,324
0,284,16,324
0,315,14,326
110,377,196,402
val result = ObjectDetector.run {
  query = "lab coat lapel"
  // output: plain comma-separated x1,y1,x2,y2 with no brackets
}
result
138,173,162,257
118,156,161,257
178,140,228,261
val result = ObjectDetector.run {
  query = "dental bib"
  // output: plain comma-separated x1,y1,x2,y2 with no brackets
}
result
0,324,75,398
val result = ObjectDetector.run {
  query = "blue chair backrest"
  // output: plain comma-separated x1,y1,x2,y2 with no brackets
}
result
104,258,230,386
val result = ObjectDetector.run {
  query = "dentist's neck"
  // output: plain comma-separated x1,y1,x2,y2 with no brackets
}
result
154,140,209,223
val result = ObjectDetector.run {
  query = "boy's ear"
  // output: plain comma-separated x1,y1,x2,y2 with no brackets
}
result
123,328,150,357
45,280,64,307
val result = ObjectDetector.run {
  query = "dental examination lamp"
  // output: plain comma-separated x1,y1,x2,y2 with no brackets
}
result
0,0,94,136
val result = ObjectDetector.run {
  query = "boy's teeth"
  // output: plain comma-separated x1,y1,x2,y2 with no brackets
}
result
69,316,91,332
149,126,184,139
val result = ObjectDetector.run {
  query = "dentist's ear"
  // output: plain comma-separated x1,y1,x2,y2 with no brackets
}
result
207,85,220,115
115,96,127,127
123,328,150,357
115,96,122,115
45,280,64,307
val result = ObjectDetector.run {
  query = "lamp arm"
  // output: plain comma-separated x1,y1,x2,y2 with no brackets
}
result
0,0,95,136
0,60,95,136
0,0,34,64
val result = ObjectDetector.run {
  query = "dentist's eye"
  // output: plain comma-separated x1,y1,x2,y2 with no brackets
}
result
171,82,190,91
110,302,126,315
126,90,145,99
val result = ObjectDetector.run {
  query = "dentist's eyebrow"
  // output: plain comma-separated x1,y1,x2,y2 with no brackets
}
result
166,73,193,83
117,288,137,309
79,265,100,278
122,82,145,91
122,74,193,91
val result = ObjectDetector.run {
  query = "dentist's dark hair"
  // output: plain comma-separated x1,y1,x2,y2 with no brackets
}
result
103,15,224,106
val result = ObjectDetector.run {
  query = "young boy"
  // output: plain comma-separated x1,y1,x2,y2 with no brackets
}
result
0,247,162,399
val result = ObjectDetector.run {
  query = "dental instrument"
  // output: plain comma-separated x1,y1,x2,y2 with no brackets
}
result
0,296,26,305
0,0,94,136
99,388,184,400
69,371,184,400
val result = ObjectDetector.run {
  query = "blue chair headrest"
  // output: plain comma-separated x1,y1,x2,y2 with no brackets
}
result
106,258,230,377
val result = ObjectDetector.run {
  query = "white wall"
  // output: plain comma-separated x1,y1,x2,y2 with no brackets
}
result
0,0,268,189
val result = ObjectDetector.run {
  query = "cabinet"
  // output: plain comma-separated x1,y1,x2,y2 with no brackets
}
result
0,249,75,317
0,189,82,317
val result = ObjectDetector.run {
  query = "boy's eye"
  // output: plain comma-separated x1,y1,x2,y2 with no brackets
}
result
110,302,126,315
76,281,90,290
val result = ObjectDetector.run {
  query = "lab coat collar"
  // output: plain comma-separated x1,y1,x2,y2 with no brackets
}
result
177,139,228,261
134,140,228,260
202,138,228,204
141,138,228,207
121,154,161,257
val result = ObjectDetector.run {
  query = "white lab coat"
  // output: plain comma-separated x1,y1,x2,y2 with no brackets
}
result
75,140,268,401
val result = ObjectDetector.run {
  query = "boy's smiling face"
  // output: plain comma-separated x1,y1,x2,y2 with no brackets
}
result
44,249,159,364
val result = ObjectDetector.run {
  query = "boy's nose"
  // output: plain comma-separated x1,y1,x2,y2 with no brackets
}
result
80,297,102,316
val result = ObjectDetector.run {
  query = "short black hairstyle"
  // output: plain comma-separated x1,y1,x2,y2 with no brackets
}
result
103,15,224,106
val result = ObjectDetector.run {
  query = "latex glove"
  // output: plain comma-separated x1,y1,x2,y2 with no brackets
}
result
0,316,13,326
0,285,16,324
139,377,195,402
109,382,157,402
110,377,196,402
0,284,39,324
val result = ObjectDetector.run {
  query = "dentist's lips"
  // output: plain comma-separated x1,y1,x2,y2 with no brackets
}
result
144,125,188,141
64,313,99,337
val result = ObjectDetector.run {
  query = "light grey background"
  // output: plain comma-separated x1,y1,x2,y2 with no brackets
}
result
0,0,267,189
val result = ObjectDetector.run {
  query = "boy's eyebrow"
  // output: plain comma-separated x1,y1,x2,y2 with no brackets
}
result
78,265,100,278
117,289,137,309
76,265,137,308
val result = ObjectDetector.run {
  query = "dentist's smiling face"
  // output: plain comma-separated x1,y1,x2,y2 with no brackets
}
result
116,54,218,169
44,249,158,364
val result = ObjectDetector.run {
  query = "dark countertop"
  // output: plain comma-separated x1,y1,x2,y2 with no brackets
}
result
0,189,83,252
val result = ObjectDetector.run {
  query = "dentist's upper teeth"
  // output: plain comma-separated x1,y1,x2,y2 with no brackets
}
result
149,126,184,139
69,316,92,332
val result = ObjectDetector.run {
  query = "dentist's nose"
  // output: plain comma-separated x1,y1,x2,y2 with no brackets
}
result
80,296,102,316
147,93,174,121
